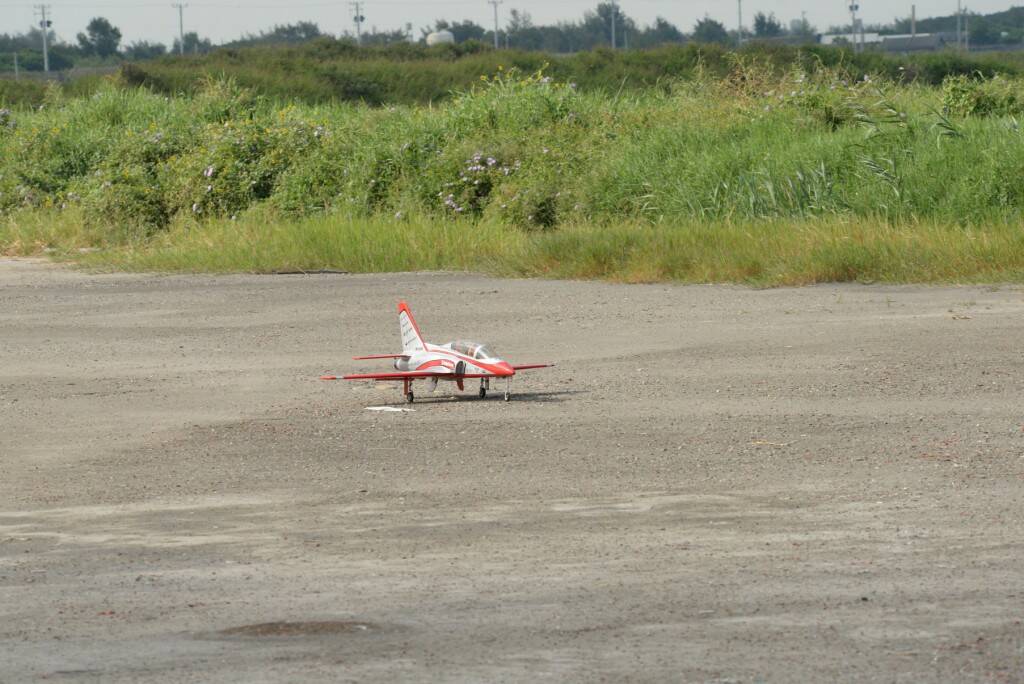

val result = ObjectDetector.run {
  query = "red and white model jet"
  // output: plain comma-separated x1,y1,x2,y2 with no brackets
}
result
322,301,553,403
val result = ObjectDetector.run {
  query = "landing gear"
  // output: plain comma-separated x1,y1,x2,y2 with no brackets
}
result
479,378,489,399
406,391,415,404
403,378,414,404
504,377,512,402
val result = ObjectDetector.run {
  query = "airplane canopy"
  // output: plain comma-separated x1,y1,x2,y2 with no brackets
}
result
445,340,496,360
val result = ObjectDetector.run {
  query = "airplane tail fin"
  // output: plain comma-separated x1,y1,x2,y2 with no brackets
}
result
398,301,426,353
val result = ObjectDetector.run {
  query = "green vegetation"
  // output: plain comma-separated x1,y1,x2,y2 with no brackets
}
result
4,61,1024,285
115,42,1024,107
5,42,1024,110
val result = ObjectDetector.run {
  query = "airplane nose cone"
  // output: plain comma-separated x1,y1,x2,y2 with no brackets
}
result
495,361,515,377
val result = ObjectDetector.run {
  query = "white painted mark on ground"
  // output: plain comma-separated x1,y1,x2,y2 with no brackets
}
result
365,406,415,412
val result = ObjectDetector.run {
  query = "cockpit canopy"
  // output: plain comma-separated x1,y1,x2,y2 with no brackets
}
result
445,340,496,360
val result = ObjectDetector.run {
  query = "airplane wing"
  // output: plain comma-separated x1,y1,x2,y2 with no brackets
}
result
512,363,555,371
353,354,409,360
322,371,464,381
323,371,501,381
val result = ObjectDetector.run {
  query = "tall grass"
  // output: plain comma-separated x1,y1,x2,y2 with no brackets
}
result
14,210,1022,286
116,41,1024,107
4,64,1024,284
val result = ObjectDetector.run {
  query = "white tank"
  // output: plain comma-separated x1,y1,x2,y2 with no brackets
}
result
426,30,456,46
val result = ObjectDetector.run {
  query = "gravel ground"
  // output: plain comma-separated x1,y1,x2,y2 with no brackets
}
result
1,258,1022,683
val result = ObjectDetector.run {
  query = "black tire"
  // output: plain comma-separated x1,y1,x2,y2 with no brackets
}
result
504,392,511,402
479,387,487,399
406,391,415,404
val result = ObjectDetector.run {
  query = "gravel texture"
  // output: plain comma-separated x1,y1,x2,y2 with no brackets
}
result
1,258,1023,682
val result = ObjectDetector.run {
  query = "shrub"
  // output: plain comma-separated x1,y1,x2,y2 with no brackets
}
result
942,74,1024,117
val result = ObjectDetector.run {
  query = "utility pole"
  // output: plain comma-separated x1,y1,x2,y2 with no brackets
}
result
848,2,860,53
911,4,916,39
964,7,969,52
737,0,743,46
609,0,617,49
13,52,19,79
956,0,962,50
350,2,365,45
33,5,51,72
172,3,186,55
487,0,502,50
860,7,866,51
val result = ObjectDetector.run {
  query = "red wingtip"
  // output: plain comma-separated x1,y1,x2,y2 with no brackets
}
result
320,375,338,381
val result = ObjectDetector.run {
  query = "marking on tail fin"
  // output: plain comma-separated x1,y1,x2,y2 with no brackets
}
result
398,301,426,352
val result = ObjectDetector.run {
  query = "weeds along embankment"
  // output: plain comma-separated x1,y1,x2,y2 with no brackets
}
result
3,61,1024,284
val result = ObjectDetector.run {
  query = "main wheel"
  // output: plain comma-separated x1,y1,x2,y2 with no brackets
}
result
406,391,415,404
479,387,487,399
504,391,511,402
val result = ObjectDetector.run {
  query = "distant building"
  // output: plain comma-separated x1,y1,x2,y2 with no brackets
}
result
819,32,952,53
820,32,884,48
881,34,950,53
426,30,456,46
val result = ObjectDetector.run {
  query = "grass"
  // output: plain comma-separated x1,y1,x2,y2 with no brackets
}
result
8,209,1024,286
5,61,1024,285
116,41,1024,107
6,42,1023,110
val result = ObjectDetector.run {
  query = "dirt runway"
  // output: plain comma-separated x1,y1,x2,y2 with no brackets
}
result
1,258,1022,682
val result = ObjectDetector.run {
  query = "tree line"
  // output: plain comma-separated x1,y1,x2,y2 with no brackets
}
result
3,2,1023,74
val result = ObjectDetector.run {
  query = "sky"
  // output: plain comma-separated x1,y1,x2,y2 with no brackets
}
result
1,0,1019,48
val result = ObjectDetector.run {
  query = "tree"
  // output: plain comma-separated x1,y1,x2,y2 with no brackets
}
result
123,41,167,60
642,17,685,46
267,21,321,43
791,17,817,41
76,17,122,58
226,22,323,47
507,9,533,34
507,10,544,50
968,17,1001,45
579,3,636,48
753,12,784,38
173,32,212,55
423,20,486,44
360,28,412,46
692,17,729,45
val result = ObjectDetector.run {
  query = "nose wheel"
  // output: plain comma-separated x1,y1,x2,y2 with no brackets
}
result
479,378,489,399
403,378,414,404
504,377,511,402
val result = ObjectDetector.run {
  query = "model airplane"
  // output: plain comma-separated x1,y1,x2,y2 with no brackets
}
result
321,301,553,403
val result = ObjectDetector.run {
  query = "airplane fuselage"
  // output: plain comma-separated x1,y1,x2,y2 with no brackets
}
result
396,344,515,379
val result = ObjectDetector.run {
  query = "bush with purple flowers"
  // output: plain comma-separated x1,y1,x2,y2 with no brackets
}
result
438,152,518,216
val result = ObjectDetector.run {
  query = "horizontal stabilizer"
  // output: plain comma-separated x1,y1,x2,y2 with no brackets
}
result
344,372,499,381
343,372,450,381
